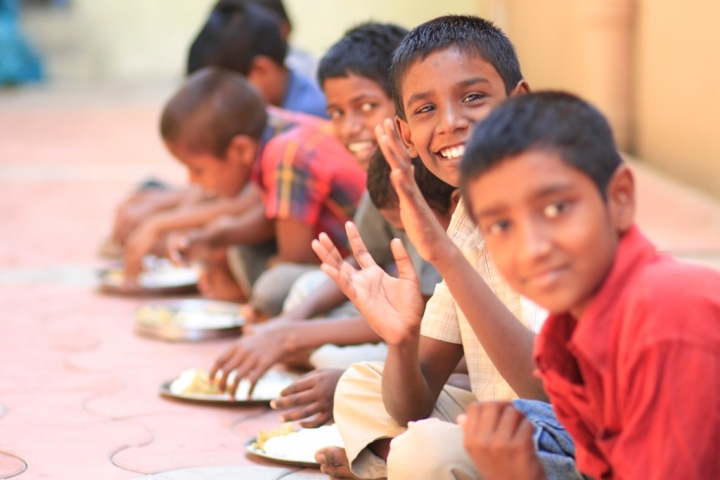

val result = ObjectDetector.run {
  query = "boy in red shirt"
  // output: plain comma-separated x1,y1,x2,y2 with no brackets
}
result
454,92,720,479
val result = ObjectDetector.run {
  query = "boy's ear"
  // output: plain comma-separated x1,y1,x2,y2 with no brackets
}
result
225,135,258,168
395,116,419,158
509,80,531,97
606,164,635,234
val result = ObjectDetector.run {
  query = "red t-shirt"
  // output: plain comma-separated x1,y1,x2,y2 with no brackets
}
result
252,112,366,257
535,225,720,480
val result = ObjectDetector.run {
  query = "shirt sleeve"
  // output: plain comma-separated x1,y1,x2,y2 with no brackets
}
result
262,134,330,225
610,340,720,480
353,194,396,268
420,280,462,344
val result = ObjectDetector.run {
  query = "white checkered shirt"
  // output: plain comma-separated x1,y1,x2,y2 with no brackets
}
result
420,200,546,401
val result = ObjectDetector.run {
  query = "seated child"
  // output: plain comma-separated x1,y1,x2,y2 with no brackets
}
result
311,15,582,480
211,150,459,427
247,0,318,79
458,92,720,480
153,67,365,314
188,0,327,118
106,0,326,254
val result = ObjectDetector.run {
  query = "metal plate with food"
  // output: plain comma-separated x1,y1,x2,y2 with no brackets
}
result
135,300,244,342
98,257,199,296
160,368,299,405
245,424,344,468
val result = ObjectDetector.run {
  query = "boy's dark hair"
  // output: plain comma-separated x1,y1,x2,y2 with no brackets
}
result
160,67,268,158
368,150,456,215
318,22,409,97
248,0,291,31
391,15,523,120
187,0,287,76
460,91,623,199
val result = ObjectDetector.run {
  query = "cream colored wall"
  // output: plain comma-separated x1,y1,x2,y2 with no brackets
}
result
490,0,720,199
71,0,217,81
284,0,481,57
67,0,481,82
634,0,720,199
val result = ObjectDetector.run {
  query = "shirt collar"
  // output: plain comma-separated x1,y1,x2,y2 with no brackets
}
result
536,225,658,375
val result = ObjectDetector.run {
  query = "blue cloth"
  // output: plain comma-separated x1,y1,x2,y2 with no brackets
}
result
513,399,592,480
282,68,327,119
0,0,43,85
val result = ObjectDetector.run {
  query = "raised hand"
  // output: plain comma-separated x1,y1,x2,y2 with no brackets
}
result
375,119,454,264
270,368,344,428
459,402,547,480
311,222,425,346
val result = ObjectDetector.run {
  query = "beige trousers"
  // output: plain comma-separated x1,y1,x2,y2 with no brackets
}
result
334,361,481,480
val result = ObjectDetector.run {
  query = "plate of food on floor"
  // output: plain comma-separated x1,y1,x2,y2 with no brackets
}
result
245,423,344,468
160,368,299,405
135,299,243,341
98,255,199,296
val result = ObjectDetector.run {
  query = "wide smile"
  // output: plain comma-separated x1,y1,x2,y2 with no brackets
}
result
347,140,376,154
437,144,466,161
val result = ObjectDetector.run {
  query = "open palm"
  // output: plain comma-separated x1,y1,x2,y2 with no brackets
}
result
312,223,425,346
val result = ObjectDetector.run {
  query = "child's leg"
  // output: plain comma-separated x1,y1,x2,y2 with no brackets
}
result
333,361,477,479
250,263,321,317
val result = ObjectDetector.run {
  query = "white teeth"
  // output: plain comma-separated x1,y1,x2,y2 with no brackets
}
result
348,141,374,153
440,144,466,159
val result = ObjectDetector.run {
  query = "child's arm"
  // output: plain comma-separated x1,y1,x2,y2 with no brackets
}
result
377,120,545,401
123,185,262,277
313,226,464,424
209,316,381,399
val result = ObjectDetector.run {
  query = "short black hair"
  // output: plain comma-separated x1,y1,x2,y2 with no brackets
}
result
460,91,623,201
368,149,456,215
248,0,291,30
391,15,523,120
160,67,268,158
318,22,408,97
187,0,287,76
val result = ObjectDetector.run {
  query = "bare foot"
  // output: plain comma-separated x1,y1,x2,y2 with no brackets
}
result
315,446,375,480
198,264,247,302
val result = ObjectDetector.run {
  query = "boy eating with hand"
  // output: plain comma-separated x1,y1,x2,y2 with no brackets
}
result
458,92,720,480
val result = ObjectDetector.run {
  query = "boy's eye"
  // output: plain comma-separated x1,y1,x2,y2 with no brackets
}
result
360,102,376,113
414,104,435,115
543,201,570,218
329,109,343,120
486,219,511,236
463,93,486,103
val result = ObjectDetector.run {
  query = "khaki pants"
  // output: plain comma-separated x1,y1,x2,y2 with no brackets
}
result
334,362,479,480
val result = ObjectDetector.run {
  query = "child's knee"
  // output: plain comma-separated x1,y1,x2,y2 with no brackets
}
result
387,419,478,480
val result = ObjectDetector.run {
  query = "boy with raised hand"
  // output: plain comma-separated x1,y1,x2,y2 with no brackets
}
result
312,15,583,480
146,66,364,316
457,92,720,480
212,150,459,426
206,23,445,404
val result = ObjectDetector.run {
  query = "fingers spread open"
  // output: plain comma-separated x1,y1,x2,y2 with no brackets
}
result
345,222,377,270
390,238,418,283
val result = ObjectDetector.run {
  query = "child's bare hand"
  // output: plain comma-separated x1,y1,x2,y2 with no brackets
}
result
312,223,425,346
123,221,160,279
376,119,454,264
271,368,343,428
208,320,292,399
459,402,547,480
167,229,212,266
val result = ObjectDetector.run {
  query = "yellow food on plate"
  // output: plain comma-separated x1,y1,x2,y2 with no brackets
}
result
136,305,174,325
178,369,221,395
253,423,296,451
